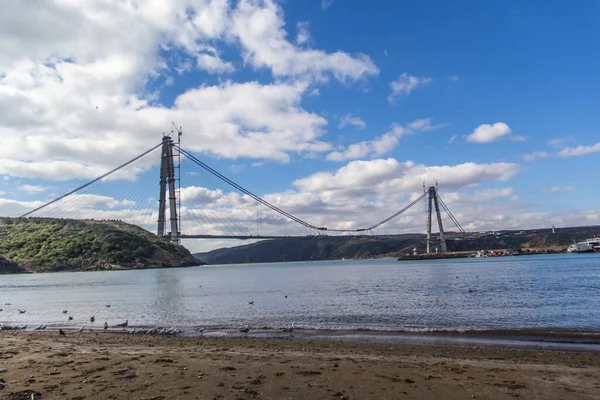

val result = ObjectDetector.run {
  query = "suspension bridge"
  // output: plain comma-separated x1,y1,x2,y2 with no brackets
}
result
20,132,465,254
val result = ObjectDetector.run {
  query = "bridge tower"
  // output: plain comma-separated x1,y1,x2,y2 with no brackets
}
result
426,186,447,253
157,136,179,243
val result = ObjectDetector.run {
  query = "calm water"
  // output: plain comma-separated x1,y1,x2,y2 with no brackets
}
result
1,254,600,332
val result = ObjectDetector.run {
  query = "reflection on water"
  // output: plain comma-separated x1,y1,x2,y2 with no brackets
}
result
1,254,600,332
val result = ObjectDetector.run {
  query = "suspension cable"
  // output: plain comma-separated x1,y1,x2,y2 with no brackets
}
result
365,192,427,230
437,194,465,233
20,142,163,218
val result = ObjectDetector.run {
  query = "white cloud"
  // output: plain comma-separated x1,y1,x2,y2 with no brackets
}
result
523,151,550,161
524,141,600,161
448,134,457,144
296,21,310,46
327,118,444,161
230,0,378,83
547,138,565,147
338,114,366,129
387,73,432,103
196,54,235,74
0,0,379,182
509,135,527,142
295,158,520,196
321,0,336,10
473,188,514,202
557,142,600,157
542,186,575,193
465,122,511,143
18,184,46,194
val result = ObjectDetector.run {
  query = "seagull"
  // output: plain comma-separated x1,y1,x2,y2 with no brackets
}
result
282,323,294,333
18,309,26,314
239,325,250,333
59,329,66,336
79,326,85,333
34,324,47,330
68,316,73,321
115,320,128,328
104,322,108,330
248,301,254,305
197,327,205,334
90,316,95,323
105,305,111,308
62,310,68,314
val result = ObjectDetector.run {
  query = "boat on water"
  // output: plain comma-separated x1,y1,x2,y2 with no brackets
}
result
567,237,600,253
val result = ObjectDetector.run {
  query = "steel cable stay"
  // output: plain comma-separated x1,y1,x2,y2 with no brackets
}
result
437,194,465,233
176,146,326,231
364,192,427,231
18,140,463,238
20,142,164,218
180,171,304,236
177,146,431,234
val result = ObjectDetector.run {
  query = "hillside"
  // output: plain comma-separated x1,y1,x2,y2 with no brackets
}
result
195,226,600,264
0,218,203,273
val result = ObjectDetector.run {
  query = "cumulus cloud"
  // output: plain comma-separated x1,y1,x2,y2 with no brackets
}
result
295,158,520,196
0,0,377,181
18,184,46,194
557,142,600,157
326,118,444,161
338,114,366,129
465,122,512,143
524,141,600,161
196,54,235,74
387,73,432,103
523,151,550,162
296,21,310,45
230,0,378,82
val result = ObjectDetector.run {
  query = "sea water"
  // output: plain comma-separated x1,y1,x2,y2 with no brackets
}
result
1,254,599,333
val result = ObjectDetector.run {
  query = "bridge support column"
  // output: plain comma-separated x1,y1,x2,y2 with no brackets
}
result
157,136,179,244
426,186,447,253
426,187,433,254
432,188,447,253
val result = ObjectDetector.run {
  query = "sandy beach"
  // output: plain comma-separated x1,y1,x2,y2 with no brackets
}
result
0,331,598,399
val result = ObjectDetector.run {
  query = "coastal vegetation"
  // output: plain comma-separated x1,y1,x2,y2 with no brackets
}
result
0,217,201,273
195,226,600,264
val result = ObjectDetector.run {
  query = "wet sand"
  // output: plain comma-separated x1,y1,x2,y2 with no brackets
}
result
1,331,599,399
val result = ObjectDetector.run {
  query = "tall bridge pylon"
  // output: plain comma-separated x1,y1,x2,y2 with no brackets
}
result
426,186,446,253
157,135,179,244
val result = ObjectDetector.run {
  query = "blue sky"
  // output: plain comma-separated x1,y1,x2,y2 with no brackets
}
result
0,0,599,252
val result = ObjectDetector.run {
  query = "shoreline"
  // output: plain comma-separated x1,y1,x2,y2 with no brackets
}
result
1,331,599,399
3,324,600,352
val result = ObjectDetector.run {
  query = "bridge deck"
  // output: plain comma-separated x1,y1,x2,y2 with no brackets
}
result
175,234,431,240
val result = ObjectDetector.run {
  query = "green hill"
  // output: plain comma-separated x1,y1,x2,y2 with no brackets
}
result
195,226,600,264
0,217,203,273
